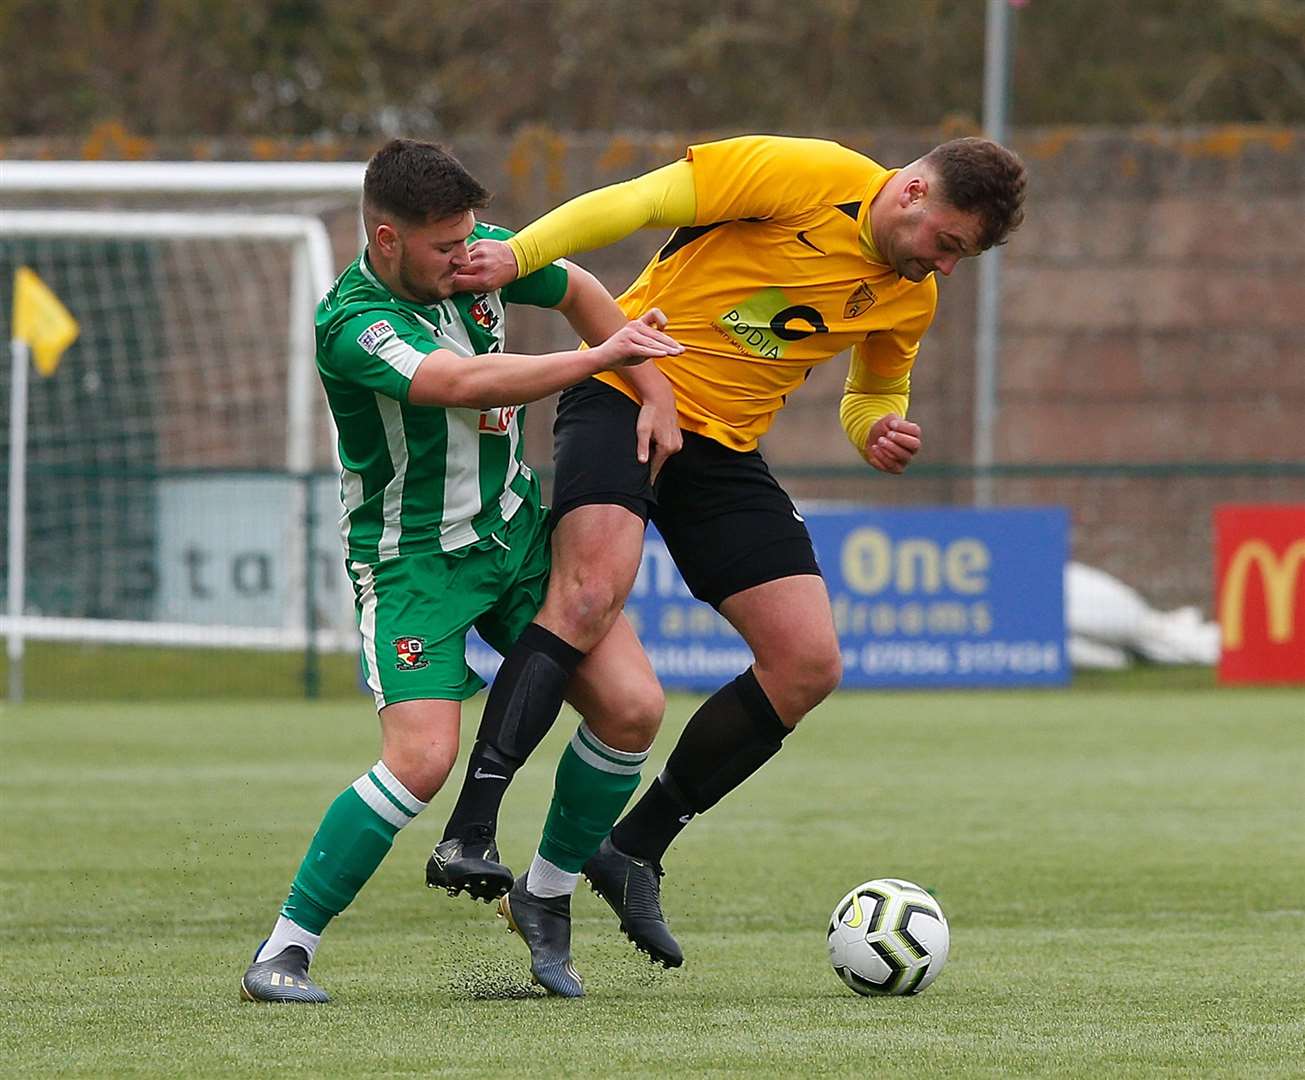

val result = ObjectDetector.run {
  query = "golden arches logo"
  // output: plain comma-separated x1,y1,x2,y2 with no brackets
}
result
1220,539,1305,649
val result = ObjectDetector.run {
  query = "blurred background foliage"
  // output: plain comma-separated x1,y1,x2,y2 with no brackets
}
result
2,0,1303,139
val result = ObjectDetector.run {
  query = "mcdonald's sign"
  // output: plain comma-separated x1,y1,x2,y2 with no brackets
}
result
1216,506,1305,684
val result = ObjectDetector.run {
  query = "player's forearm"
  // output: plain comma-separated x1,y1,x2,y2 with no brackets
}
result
613,359,675,407
410,348,610,409
553,266,678,406
840,390,910,462
507,160,698,277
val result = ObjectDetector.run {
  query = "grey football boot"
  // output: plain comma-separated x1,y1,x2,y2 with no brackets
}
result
426,824,514,902
240,943,330,1004
583,836,684,968
497,877,584,997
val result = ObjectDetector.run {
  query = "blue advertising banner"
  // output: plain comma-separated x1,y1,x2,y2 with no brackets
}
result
470,506,1069,690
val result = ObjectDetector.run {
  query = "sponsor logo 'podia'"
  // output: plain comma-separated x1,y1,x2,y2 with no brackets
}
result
712,287,828,360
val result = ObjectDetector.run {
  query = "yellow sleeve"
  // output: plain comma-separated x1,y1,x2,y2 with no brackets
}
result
507,159,697,277
839,278,937,460
687,135,876,225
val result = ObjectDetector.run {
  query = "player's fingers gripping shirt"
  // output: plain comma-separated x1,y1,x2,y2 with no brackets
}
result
315,225,568,564
595,135,938,451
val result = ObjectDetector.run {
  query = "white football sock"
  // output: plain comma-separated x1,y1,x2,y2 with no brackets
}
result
255,915,322,964
525,851,579,898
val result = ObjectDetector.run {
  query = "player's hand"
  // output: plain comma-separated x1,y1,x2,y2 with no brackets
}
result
634,359,683,482
451,239,520,292
865,414,922,474
593,309,683,371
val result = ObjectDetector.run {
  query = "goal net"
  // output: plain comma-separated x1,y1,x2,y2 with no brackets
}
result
2,202,354,696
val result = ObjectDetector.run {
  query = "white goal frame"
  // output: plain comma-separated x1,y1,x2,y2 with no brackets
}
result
3,207,348,700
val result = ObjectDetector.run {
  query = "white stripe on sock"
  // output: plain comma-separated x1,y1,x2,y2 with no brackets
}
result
578,721,649,764
351,773,412,830
372,760,429,816
570,727,647,776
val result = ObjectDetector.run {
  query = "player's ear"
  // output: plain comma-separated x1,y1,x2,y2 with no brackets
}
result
901,176,928,207
374,222,401,256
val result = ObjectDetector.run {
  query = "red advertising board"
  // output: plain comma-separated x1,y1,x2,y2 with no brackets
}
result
1216,505,1305,685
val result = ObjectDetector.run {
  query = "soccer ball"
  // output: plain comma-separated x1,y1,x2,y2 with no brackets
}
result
827,878,949,996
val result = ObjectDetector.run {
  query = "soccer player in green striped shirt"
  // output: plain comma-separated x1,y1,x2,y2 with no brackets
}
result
241,139,681,1003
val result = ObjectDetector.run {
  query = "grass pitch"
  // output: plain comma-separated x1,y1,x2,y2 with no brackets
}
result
2,686,1302,1078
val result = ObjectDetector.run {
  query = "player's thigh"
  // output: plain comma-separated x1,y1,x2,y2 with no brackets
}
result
350,552,490,711
653,434,822,610
718,574,840,674
536,378,654,645
719,574,843,724
535,504,647,646
550,377,657,524
474,498,554,655
564,613,665,753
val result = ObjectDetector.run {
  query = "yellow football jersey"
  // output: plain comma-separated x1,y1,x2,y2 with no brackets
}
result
595,135,937,451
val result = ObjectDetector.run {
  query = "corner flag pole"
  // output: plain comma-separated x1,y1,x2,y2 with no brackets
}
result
8,268,80,703
7,334,31,703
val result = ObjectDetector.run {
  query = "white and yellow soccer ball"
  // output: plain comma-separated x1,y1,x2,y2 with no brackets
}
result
827,878,950,996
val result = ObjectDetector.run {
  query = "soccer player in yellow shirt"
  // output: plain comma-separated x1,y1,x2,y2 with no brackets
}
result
450,134,1026,976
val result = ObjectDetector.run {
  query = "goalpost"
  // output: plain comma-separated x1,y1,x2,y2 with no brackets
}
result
2,200,355,700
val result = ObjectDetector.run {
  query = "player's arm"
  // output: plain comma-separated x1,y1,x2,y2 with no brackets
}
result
323,312,675,412
408,314,681,409
840,343,920,475
452,160,698,291
550,260,682,474
840,279,936,474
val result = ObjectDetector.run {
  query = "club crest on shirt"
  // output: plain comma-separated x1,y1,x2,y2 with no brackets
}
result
844,282,878,319
393,636,428,670
357,319,396,354
467,295,500,333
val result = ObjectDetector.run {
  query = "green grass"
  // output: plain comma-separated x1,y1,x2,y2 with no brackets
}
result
2,689,1303,1077
0,641,1224,701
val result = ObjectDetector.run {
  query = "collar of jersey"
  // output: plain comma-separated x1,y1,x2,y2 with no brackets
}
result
856,168,897,267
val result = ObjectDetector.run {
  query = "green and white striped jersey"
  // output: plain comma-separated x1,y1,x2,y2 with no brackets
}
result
316,221,569,564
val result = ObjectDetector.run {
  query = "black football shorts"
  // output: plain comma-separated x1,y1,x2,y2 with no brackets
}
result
551,378,821,609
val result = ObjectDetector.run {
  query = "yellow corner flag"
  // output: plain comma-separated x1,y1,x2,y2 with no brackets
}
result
12,266,79,377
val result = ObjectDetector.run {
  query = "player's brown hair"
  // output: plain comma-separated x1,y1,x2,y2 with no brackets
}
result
924,137,1026,250
363,138,490,225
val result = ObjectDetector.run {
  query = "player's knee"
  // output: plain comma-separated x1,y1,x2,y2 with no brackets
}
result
383,739,457,802
776,644,842,718
807,648,844,707
544,569,627,647
588,676,664,752
623,675,666,746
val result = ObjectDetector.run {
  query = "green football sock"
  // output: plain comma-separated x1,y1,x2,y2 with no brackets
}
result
537,723,649,873
281,760,428,934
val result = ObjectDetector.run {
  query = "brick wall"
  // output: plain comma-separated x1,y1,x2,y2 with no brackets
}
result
467,127,1305,611
8,126,1304,610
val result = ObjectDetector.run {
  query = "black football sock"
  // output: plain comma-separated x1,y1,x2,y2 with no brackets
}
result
442,623,584,840
610,667,791,863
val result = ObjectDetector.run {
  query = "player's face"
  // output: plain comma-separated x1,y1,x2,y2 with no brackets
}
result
394,211,476,302
884,198,985,283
